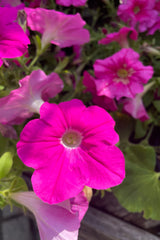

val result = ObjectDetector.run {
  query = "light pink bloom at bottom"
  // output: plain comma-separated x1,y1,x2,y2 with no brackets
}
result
123,95,149,121
83,71,117,111
17,99,125,204
0,70,63,125
11,191,88,240
56,0,87,7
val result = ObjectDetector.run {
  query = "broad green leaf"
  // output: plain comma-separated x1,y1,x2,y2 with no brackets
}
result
134,120,148,139
112,112,134,143
0,152,13,180
10,177,28,193
153,100,160,112
113,145,160,220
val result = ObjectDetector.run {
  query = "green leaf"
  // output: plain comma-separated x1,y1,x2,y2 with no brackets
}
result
0,152,13,180
112,112,134,143
153,100,160,112
113,145,160,220
10,177,28,193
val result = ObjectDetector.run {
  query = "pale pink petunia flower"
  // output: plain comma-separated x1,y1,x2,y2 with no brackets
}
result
0,7,30,66
17,99,125,204
117,0,158,32
83,71,117,111
11,191,89,240
93,48,154,100
122,95,149,121
56,0,87,7
98,27,138,48
0,69,63,125
24,7,90,50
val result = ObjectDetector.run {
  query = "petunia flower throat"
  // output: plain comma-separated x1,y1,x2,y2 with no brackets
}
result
61,130,82,149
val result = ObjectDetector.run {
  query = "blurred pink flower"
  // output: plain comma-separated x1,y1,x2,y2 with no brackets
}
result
117,0,158,32
56,0,87,7
0,7,30,66
17,99,125,204
123,95,149,121
11,191,88,240
83,71,117,111
0,70,63,125
148,2,160,35
94,48,153,100
0,123,17,139
98,27,138,48
25,7,90,49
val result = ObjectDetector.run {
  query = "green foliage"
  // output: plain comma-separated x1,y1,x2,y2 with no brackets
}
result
0,152,13,180
113,145,160,220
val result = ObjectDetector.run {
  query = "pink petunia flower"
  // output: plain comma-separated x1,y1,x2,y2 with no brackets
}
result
11,191,89,240
0,7,30,66
83,71,117,111
148,2,160,35
98,27,138,48
122,95,149,121
17,99,125,204
24,7,90,50
117,0,158,32
93,48,153,100
0,69,63,125
56,0,87,7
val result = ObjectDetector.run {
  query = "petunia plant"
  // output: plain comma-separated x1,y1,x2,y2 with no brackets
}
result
1,0,160,239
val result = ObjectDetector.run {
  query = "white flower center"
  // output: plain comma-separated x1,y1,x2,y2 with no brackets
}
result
61,130,82,149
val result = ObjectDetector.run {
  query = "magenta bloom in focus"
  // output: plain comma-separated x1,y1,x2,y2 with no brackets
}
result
117,0,158,32
11,191,88,240
94,48,153,100
0,7,30,66
98,27,138,48
25,7,90,49
56,0,87,7
17,99,125,204
0,70,63,125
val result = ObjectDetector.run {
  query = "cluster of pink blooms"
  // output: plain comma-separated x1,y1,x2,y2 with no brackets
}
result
0,0,157,239
0,1,126,240
117,0,160,34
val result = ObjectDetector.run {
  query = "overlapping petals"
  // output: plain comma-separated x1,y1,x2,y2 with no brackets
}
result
0,70,63,125
93,48,153,100
0,7,30,66
11,191,89,240
24,7,90,49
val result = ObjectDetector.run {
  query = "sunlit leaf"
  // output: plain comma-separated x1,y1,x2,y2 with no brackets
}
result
113,145,160,220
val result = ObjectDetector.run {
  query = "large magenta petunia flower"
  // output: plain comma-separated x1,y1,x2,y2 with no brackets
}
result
0,7,30,66
24,7,90,50
93,48,153,100
17,99,125,204
11,191,89,240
